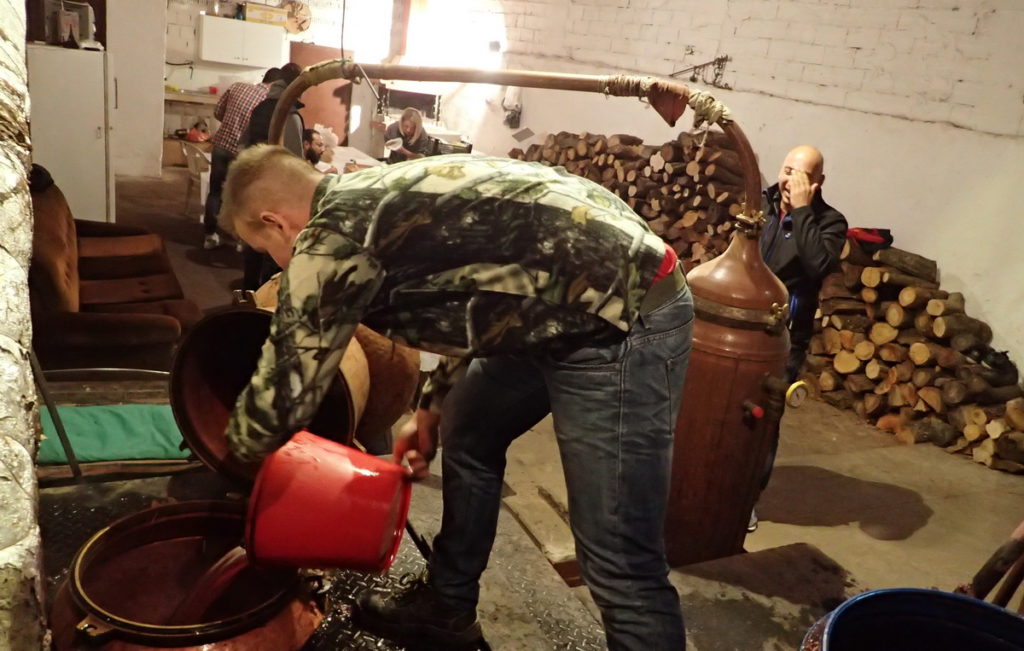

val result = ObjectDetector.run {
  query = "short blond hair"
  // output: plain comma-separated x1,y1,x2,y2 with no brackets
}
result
219,144,321,235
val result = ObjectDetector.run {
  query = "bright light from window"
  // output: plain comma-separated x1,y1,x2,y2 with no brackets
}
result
404,0,506,70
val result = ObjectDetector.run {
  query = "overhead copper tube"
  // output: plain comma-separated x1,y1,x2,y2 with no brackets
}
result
266,61,762,216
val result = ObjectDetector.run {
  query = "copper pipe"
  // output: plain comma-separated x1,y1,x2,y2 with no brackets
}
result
269,62,762,219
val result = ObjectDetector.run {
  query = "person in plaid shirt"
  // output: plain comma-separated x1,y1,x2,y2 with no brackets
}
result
202,68,279,249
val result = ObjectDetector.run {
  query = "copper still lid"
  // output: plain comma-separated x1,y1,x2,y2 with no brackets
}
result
686,223,790,331
169,308,352,484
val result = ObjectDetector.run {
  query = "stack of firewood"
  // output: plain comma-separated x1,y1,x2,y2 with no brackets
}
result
509,130,746,271
801,240,1024,472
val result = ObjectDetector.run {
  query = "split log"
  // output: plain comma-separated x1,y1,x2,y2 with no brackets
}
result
830,314,872,333
607,133,643,147
912,367,939,388
1005,398,1024,431
865,359,890,381
914,313,934,336
833,350,862,374
951,333,983,354
884,303,914,328
821,274,855,300
844,374,875,394
841,239,874,266
843,264,865,290
911,417,959,447
821,298,867,315
882,270,939,290
803,354,831,374
853,399,868,421
933,314,994,344
863,393,887,418
822,390,855,410
839,330,867,351
947,405,974,430
964,423,987,442
973,438,997,465
896,330,928,346
979,384,1024,405
936,347,966,370
894,360,916,383
995,431,1024,464
909,342,945,366
872,247,938,283
986,418,1011,440
945,437,971,454
941,380,969,407
877,343,909,363
860,267,888,288
822,328,843,355
876,412,907,433
965,403,1005,426
926,292,965,317
898,286,948,309
853,340,876,361
918,386,945,413
869,322,900,345
895,422,930,445
819,369,843,392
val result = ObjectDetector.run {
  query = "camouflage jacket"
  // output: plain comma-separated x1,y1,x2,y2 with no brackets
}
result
227,154,673,462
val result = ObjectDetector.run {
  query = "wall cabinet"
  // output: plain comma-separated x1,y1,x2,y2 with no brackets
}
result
198,15,284,69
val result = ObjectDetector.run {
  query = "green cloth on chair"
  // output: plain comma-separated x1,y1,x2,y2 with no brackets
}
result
38,404,191,465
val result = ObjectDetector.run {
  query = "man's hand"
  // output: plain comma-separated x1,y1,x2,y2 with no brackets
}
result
787,170,819,210
392,408,441,480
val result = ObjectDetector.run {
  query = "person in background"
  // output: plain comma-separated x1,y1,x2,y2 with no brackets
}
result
201,67,279,250
244,62,305,156
239,63,305,290
302,128,338,174
218,146,693,650
761,145,846,383
751,145,848,531
385,107,432,163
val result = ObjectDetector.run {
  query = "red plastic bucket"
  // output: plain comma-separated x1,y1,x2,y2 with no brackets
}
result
245,431,412,572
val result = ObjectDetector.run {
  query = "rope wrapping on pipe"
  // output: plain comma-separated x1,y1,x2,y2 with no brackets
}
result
267,62,762,224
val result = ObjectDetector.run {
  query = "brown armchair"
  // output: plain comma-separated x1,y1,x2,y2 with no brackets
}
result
29,168,202,371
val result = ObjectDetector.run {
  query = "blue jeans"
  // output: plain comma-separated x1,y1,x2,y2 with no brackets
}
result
430,285,694,650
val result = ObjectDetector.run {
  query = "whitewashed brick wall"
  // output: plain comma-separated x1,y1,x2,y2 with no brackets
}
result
499,0,1024,137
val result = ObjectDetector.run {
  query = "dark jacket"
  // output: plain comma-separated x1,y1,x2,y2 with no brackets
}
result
243,80,305,156
760,184,847,348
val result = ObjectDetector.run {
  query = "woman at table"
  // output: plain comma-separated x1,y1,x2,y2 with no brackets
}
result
385,108,432,163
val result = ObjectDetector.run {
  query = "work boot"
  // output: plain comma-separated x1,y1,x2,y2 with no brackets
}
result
355,573,483,650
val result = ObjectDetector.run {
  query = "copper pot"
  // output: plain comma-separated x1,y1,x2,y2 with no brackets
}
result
49,501,322,650
169,308,357,483
665,229,791,566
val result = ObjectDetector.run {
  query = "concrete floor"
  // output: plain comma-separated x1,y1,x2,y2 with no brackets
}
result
105,169,1024,648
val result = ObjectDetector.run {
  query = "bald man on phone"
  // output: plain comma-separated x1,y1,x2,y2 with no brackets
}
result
760,145,847,381
753,146,847,531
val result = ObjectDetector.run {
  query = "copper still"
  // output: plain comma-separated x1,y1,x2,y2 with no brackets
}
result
665,218,790,567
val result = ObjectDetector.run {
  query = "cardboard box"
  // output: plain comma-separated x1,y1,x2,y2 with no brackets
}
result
244,4,287,27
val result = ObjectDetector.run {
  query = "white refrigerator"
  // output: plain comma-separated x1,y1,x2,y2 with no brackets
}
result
27,44,115,223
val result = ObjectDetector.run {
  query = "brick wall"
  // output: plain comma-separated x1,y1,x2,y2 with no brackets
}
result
499,0,1024,137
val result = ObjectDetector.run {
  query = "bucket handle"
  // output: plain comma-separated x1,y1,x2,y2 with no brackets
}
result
76,614,115,641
